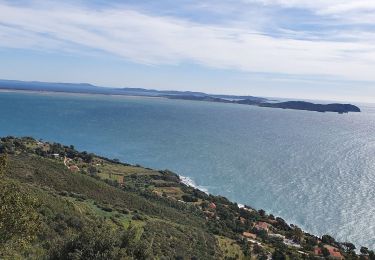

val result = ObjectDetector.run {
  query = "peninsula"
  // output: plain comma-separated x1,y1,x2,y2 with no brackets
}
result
0,79,361,113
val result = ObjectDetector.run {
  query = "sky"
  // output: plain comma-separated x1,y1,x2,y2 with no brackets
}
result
1,0,375,102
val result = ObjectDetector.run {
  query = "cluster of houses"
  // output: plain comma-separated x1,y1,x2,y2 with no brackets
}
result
190,201,344,258
36,141,86,174
241,220,344,259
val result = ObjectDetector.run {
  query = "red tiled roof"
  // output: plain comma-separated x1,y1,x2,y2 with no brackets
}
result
254,221,270,231
326,245,344,259
314,245,344,259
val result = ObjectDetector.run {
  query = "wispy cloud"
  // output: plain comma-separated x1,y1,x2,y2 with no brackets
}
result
245,0,374,13
1,0,375,83
245,0,375,22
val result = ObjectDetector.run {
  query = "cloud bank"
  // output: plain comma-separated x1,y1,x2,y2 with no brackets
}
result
1,0,375,83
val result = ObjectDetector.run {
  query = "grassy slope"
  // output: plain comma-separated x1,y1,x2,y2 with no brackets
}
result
5,153,220,259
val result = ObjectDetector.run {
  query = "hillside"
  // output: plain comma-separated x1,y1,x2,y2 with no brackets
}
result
0,137,373,259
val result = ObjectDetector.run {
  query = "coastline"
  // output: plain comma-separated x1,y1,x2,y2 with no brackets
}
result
0,88,364,113
1,135,370,258
0,91,370,252
0,88,164,100
178,173,324,245
179,175,209,194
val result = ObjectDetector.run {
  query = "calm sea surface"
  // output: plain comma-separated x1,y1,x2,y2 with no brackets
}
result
1,91,375,248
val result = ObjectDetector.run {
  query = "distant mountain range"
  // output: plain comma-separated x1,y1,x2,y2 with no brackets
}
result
0,79,266,102
0,79,361,113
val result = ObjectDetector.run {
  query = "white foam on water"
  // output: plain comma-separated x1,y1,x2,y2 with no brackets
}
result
179,175,209,194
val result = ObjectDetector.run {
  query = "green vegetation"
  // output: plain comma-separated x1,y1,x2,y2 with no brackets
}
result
217,236,246,259
0,136,373,259
0,156,40,258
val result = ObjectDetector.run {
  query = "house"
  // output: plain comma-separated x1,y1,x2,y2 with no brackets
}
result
325,245,344,259
52,153,60,158
254,221,271,232
242,232,257,240
314,246,344,259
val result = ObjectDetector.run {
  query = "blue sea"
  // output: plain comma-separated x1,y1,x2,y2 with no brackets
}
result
1,91,375,248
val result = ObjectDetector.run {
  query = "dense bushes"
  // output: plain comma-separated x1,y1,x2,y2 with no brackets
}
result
53,222,151,260
0,155,41,258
